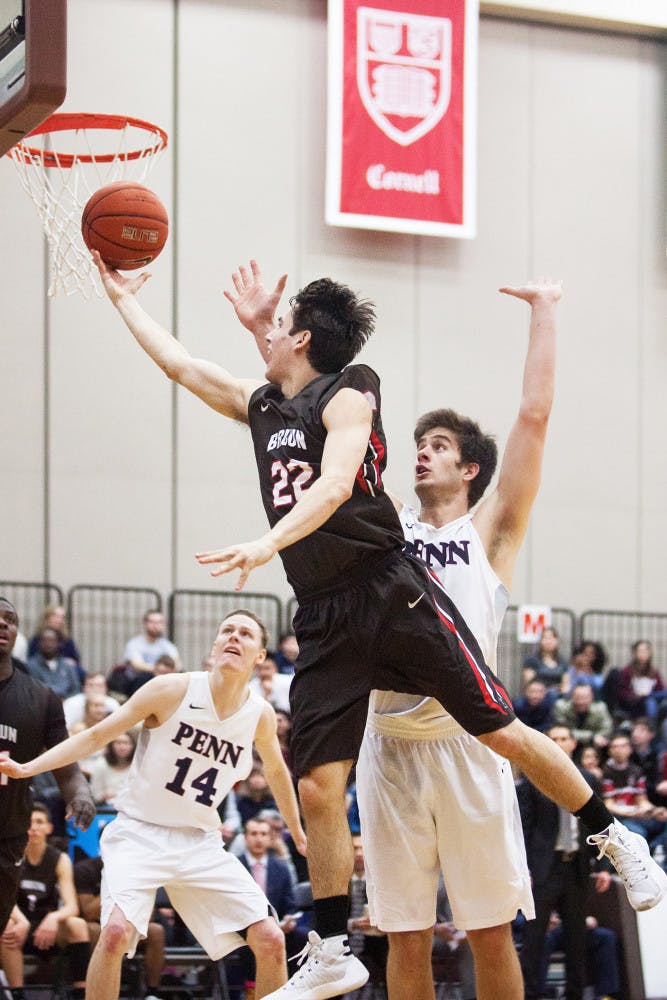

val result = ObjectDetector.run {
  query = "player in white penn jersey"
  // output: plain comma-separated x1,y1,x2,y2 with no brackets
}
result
357,279,566,1000
0,610,307,1000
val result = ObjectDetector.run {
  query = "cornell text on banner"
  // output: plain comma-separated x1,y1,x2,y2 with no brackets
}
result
326,0,479,238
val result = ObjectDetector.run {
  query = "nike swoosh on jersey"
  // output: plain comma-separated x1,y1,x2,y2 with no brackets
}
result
408,593,425,609
189,703,205,710
260,403,270,412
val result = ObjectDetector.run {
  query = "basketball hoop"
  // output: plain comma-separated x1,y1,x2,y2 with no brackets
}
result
8,113,169,297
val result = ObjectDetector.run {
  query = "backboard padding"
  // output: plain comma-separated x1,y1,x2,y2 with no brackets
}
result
0,0,66,157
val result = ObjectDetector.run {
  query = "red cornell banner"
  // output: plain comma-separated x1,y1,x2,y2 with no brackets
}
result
326,0,478,237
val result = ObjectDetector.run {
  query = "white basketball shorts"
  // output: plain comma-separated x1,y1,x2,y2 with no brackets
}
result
357,727,535,931
100,813,270,959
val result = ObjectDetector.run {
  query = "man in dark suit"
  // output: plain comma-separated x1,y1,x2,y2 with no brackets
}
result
518,724,613,1000
238,814,308,995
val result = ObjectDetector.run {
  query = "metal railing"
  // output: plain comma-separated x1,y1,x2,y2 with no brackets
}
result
0,581,64,642
169,590,283,669
580,609,667,670
68,585,162,672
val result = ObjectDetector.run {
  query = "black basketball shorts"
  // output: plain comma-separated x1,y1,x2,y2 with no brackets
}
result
0,833,28,933
289,550,515,778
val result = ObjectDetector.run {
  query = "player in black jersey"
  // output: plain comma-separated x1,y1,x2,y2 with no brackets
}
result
92,254,664,999
0,598,95,935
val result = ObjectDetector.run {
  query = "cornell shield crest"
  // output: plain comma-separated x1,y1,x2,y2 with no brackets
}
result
356,7,452,147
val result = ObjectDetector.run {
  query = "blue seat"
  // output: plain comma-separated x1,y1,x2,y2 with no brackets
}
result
66,810,116,860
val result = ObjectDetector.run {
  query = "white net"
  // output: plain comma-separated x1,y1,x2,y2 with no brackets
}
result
9,114,168,298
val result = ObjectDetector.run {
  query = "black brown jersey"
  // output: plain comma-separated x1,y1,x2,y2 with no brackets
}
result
0,668,68,839
248,365,404,599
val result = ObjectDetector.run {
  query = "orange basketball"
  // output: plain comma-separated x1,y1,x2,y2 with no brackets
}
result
81,181,168,270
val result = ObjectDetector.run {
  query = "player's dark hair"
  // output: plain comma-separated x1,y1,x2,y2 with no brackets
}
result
222,609,269,650
290,278,375,373
413,408,498,508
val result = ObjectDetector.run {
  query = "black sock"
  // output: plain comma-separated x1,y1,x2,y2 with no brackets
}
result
313,894,349,939
65,940,91,982
575,792,614,835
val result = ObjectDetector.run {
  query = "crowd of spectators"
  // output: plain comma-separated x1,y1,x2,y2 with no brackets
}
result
3,603,667,998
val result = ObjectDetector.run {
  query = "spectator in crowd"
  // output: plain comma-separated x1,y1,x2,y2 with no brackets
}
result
153,654,178,676
28,605,83,675
249,656,291,714
0,597,94,939
522,626,569,693
273,633,298,676
562,641,608,700
541,911,620,1000
122,610,180,674
69,693,113,776
274,709,293,775
255,808,299,885
518,724,613,1000
27,627,81,700
653,749,667,811
617,640,666,720
89,731,137,807
235,765,278,826
238,817,307,998
0,803,90,999
431,878,476,1000
576,744,604,784
630,717,663,803
73,854,166,995
64,673,119,730
346,834,387,990
602,732,667,854
513,679,556,732
553,683,613,749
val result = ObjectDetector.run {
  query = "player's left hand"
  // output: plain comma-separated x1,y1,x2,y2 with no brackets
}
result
499,277,562,304
196,536,278,591
224,259,287,336
66,794,96,831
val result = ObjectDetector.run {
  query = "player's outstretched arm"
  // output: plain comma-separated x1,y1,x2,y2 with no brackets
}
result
254,703,307,856
92,250,261,423
475,278,561,585
224,259,288,364
195,387,373,589
0,675,185,781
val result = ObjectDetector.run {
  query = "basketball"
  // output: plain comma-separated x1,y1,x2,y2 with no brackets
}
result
81,181,168,270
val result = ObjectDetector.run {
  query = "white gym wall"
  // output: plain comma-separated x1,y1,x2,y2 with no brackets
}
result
0,0,665,616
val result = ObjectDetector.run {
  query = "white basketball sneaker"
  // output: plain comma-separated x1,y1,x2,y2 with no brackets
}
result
262,931,369,999
587,820,667,911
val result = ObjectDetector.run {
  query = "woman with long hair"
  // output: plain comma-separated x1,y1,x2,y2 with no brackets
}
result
522,626,569,692
617,640,666,720
90,730,137,807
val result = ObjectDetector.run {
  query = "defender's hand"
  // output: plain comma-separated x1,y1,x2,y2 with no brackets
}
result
499,277,562,304
224,259,287,335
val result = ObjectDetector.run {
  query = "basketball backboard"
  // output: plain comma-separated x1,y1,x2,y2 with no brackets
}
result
0,0,66,157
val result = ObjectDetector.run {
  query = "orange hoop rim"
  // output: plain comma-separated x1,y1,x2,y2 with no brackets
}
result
13,112,169,168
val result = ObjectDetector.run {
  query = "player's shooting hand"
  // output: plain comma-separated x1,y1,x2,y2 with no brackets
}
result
224,259,287,336
66,794,96,831
0,752,27,780
92,250,151,305
196,535,278,591
499,277,562,304
33,913,58,950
